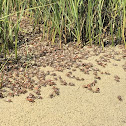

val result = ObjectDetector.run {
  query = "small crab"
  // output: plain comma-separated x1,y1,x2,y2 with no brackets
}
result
61,81,67,86
93,88,100,93
66,73,71,77
87,85,92,91
7,92,14,97
48,81,56,86
49,92,56,98
36,96,43,99
94,76,101,80
0,92,4,98
114,75,120,82
117,95,123,101
75,77,80,81
80,78,85,81
53,86,60,95
26,97,35,102
82,85,88,88
5,99,12,102
69,82,75,86
51,73,57,76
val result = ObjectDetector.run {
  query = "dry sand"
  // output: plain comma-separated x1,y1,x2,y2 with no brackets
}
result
0,45,126,126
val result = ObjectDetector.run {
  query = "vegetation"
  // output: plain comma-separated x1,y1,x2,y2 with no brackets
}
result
0,0,126,60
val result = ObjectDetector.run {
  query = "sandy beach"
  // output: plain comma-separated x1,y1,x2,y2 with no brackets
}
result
0,43,126,126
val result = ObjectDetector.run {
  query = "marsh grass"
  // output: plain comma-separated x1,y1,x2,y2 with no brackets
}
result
0,0,126,59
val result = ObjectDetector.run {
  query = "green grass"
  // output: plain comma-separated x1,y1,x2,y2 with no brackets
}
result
0,0,126,60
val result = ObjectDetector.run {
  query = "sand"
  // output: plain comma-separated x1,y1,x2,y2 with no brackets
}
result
0,45,126,126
